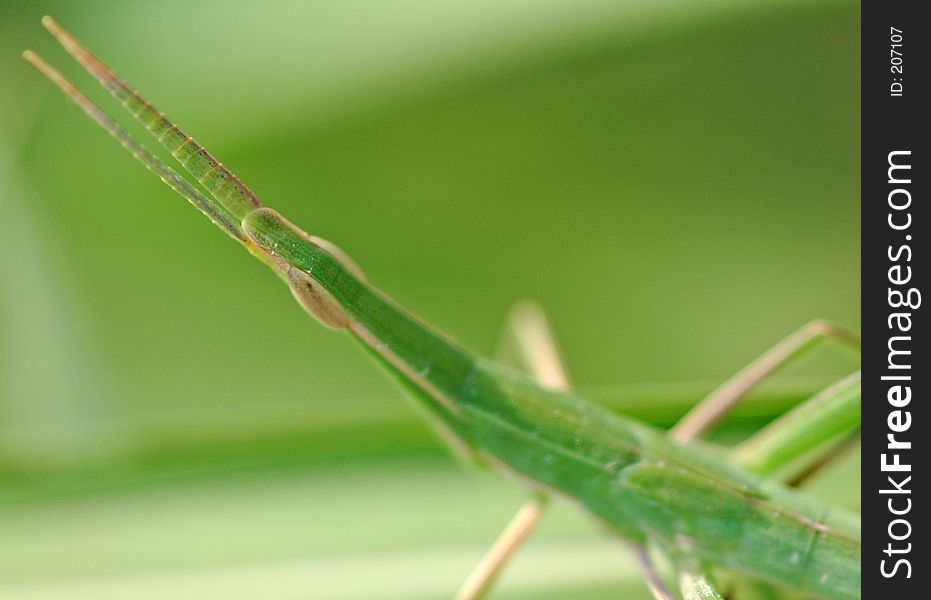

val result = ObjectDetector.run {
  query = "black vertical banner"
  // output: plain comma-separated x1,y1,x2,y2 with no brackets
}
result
862,0,926,597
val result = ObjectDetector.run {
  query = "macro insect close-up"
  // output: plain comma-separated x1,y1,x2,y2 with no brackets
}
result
1,3,859,599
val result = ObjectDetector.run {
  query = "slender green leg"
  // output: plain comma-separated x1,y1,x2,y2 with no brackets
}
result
455,301,569,600
678,566,725,600
632,546,677,600
670,320,859,443
788,437,860,488
455,494,549,600
497,300,571,390
662,326,861,594
732,370,860,481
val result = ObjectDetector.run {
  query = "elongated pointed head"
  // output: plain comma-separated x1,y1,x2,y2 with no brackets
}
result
243,207,371,329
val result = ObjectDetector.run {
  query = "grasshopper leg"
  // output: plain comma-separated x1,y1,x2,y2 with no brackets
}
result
455,301,569,600
495,300,571,389
732,370,860,484
455,495,549,600
670,320,859,443
677,565,725,600
632,546,677,600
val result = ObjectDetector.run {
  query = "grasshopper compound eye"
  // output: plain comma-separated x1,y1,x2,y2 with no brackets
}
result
241,207,361,329
286,268,350,330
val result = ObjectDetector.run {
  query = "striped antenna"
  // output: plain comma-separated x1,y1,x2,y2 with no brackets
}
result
23,48,244,240
40,16,262,223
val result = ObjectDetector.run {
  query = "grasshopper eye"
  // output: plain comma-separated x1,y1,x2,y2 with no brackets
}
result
287,267,350,330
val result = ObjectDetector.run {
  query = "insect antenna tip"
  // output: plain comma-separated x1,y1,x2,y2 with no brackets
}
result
41,16,70,41
21,49,46,69
21,49,48,71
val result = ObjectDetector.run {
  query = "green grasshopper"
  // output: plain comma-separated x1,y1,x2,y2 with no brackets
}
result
24,17,860,600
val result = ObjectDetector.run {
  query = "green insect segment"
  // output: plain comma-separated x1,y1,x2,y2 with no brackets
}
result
24,17,861,600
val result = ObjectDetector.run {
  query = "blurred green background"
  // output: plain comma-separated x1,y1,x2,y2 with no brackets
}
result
1,0,858,598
